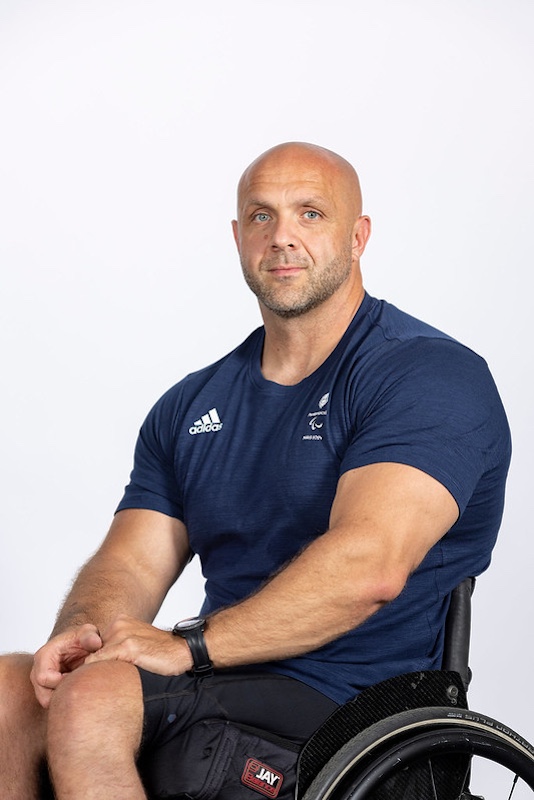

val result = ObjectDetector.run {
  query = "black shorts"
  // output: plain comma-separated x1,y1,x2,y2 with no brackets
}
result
137,668,338,799
139,667,338,747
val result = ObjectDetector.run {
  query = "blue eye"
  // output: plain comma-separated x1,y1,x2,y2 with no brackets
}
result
304,210,320,220
254,212,270,222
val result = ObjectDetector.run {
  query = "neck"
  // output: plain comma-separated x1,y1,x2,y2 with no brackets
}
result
260,286,366,386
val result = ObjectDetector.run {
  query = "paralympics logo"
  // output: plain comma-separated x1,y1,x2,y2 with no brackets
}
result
302,392,330,441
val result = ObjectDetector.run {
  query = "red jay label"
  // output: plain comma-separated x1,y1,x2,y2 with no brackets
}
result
241,757,284,798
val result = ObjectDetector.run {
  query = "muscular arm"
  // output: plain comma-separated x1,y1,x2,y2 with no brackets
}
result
31,508,191,707
51,508,191,637
204,462,459,667
86,462,458,678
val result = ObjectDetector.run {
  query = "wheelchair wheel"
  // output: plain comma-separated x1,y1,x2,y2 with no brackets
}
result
301,706,534,799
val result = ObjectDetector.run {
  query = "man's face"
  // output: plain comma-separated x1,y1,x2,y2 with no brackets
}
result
232,151,364,319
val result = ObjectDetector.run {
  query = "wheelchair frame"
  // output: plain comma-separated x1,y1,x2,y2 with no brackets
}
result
296,578,534,799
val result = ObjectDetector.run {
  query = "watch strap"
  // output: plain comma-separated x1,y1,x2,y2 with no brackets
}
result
174,620,213,677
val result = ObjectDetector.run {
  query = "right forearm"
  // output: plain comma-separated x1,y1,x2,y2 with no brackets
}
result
50,558,158,639
49,509,190,641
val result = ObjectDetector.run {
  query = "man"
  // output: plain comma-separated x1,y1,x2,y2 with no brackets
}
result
0,142,511,799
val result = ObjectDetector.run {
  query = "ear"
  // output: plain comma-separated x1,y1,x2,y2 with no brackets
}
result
231,219,240,254
352,215,372,259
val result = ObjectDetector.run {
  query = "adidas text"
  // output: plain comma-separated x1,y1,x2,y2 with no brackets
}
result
189,408,223,435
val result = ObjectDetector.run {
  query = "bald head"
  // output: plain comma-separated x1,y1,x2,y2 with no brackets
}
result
232,142,371,320
237,142,363,221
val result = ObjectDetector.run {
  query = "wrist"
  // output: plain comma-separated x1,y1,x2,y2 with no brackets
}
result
172,633,195,673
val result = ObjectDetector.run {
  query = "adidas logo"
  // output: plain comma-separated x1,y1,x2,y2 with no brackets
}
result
189,408,223,435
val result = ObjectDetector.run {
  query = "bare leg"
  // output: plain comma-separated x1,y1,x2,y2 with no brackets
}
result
47,660,145,800
0,653,49,799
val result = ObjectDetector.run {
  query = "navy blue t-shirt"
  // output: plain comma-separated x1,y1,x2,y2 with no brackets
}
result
117,294,511,704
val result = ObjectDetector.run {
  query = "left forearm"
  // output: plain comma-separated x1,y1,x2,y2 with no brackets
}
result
204,526,393,669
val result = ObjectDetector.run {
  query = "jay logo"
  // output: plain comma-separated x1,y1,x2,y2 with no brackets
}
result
241,758,284,798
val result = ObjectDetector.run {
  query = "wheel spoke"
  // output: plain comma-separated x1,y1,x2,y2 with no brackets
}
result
457,756,471,797
506,773,519,800
427,758,438,800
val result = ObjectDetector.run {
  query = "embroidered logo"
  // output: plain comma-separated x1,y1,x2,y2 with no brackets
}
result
302,392,330,441
242,758,284,798
188,408,223,435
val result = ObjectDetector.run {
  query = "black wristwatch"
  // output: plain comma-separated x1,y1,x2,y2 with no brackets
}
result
172,616,213,677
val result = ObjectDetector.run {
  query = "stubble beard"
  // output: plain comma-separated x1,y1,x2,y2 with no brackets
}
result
241,251,353,319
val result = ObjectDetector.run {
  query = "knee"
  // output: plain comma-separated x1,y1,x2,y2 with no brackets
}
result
0,653,38,724
48,661,125,724
0,652,47,759
48,661,143,747
0,651,33,684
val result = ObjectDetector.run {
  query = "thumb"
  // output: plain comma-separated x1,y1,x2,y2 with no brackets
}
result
77,624,103,653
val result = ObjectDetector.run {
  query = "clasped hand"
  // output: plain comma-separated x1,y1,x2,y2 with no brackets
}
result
31,615,192,708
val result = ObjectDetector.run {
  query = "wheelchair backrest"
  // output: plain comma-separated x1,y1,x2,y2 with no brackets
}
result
441,577,475,691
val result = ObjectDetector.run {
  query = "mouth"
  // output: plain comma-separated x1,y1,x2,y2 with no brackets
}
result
266,265,306,277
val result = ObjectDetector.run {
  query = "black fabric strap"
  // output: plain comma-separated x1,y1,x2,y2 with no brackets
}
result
182,625,213,677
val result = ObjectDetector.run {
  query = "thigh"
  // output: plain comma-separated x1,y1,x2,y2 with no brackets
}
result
138,669,338,799
139,669,338,751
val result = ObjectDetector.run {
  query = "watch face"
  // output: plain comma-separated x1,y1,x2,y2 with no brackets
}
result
174,617,204,632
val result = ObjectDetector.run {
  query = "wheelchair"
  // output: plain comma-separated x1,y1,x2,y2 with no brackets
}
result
295,578,534,799
40,580,534,798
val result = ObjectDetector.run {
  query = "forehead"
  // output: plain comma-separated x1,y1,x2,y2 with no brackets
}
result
238,154,344,210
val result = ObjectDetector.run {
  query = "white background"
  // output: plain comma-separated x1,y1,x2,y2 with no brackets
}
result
1,0,532,748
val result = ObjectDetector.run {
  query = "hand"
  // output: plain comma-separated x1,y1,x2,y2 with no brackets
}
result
31,624,103,708
84,614,193,676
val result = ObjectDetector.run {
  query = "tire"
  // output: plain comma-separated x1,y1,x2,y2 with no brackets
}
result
301,706,534,800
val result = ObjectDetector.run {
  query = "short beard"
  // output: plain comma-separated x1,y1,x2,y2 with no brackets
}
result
241,253,353,319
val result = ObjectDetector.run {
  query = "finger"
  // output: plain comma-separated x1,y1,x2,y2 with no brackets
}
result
31,669,64,709
31,664,62,691
34,685,54,709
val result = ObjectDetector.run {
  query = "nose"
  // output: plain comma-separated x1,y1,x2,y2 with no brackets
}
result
270,216,299,250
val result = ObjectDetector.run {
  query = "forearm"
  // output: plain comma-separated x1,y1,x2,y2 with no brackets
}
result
50,509,190,639
50,557,160,638
204,526,395,669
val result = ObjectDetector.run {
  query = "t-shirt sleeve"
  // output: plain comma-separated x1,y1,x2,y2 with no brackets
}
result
339,338,511,514
116,388,184,520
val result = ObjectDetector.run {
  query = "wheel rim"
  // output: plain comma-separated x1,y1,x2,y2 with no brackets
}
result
319,719,534,800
